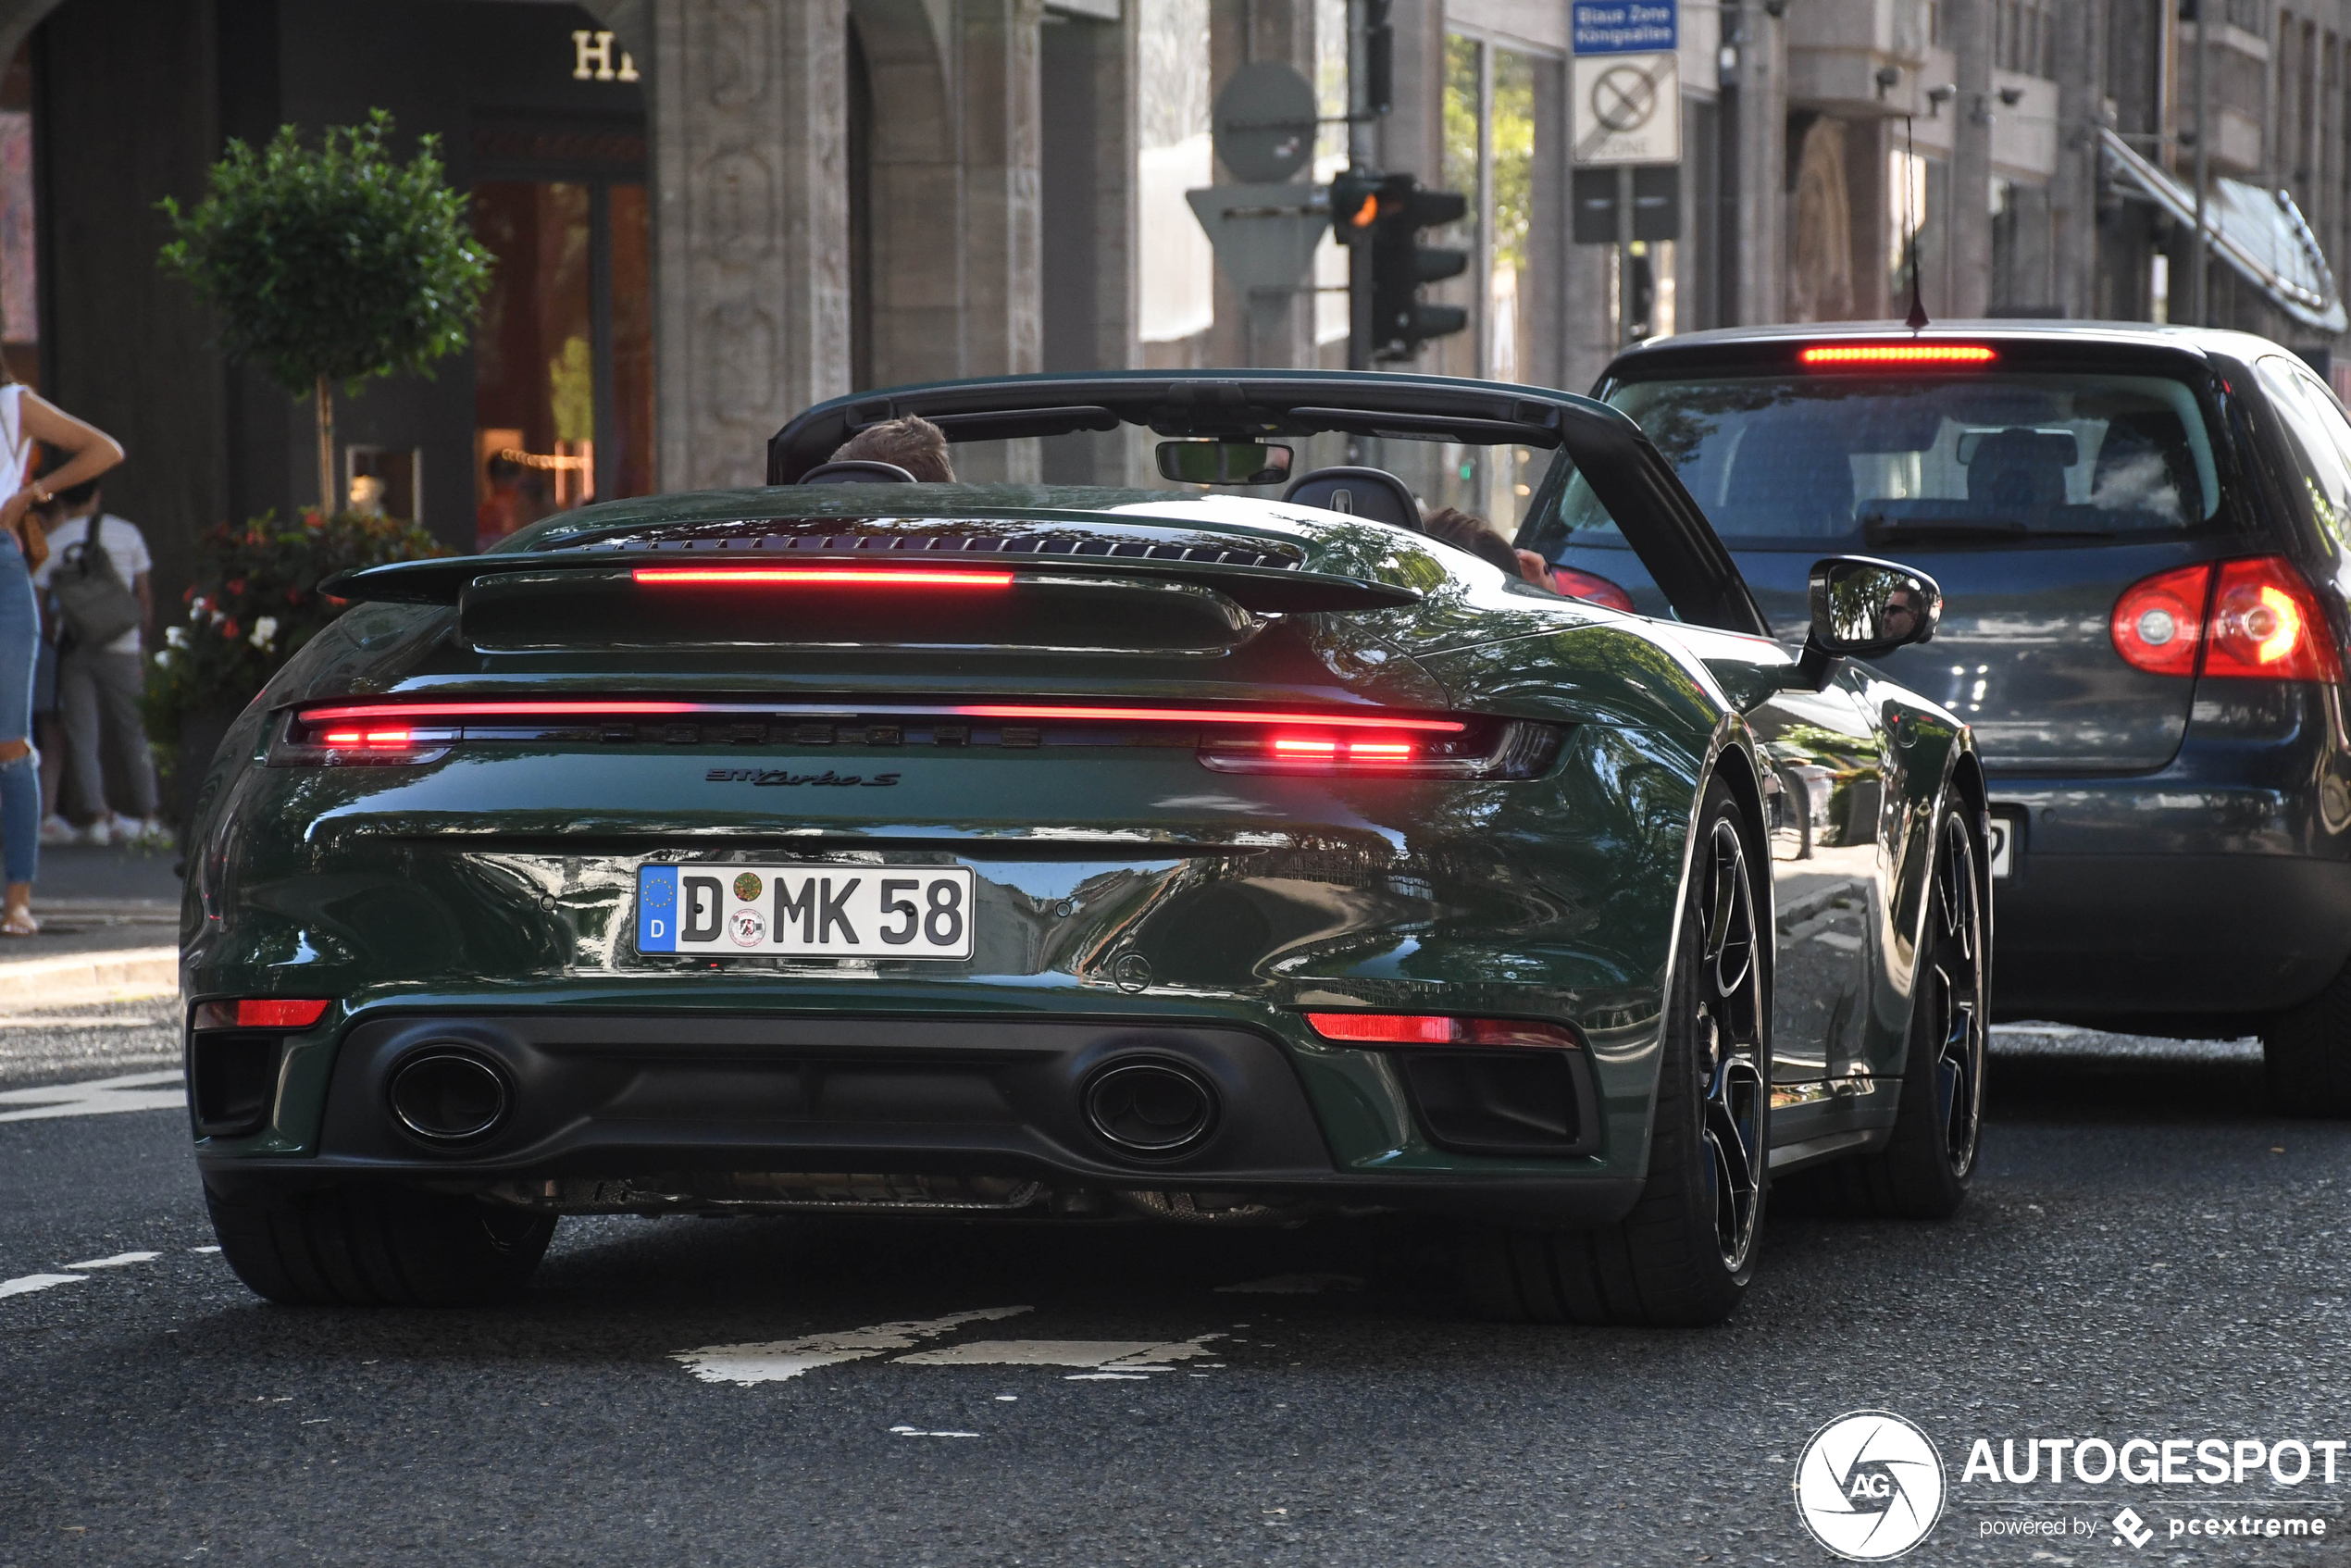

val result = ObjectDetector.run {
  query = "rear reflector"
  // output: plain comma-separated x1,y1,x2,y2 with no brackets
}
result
1799,343,1996,367
191,999,331,1030
1302,1013,1579,1048
631,566,1014,588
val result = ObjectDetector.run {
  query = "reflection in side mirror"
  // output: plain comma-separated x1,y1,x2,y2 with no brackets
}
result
1809,554,1943,656
1155,441,1294,487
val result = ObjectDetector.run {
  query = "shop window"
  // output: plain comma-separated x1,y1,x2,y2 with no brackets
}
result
1433,32,1553,529
472,177,652,551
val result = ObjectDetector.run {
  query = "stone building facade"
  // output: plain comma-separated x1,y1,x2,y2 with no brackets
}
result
0,0,2349,607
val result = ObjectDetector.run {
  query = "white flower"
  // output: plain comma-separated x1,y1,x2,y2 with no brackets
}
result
153,650,169,666
164,626,187,648
250,616,279,651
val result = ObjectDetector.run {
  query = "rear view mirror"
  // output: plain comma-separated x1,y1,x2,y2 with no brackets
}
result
1809,554,1943,656
1155,441,1294,486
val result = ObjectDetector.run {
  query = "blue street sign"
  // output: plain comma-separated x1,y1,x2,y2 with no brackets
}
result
1573,1,1677,55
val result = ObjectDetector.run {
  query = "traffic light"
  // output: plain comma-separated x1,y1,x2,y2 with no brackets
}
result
1366,173,1468,362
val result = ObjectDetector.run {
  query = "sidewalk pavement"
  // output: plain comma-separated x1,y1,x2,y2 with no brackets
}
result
0,841,180,1009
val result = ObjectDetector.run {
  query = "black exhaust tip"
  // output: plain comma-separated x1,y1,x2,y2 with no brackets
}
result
387,1049,511,1144
1082,1059,1217,1156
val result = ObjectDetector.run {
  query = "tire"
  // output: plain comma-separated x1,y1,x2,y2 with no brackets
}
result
1463,779,1769,1327
1781,803,1987,1218
2263,960,2351,1114
205,1186,555,1306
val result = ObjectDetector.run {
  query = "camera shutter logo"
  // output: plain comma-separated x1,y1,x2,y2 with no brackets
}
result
1793,1410,1947,1561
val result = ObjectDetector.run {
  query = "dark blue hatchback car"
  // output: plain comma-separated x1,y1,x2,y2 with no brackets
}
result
1524,322,2351,1111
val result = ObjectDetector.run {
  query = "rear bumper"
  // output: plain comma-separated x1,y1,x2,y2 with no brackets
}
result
1990,770,2351,1018
192,1011,1639,1225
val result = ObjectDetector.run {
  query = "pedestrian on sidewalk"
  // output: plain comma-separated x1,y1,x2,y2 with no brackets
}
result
35,479,162,848
31,604,67,845
0,380,124,935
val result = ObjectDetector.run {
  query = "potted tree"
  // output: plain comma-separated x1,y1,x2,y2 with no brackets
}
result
153,109,486,824
159,107,491,516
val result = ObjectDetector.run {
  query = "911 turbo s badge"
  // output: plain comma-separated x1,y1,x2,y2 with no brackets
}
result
705,768,901,787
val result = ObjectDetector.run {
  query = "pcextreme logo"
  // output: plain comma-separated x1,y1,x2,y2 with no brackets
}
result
1794,1410,1948,1562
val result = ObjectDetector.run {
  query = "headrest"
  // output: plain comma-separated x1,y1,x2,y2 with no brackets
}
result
1280,467,1421,530
799,460,918,485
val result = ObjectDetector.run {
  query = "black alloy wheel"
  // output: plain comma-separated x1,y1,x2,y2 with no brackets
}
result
1924,813,1986,1179
1697,815,1768,1273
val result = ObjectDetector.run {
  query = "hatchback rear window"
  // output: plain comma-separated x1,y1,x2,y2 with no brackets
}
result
1548,372,2221,553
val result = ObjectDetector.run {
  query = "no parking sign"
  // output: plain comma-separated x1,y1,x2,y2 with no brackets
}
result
1572,2,1680,167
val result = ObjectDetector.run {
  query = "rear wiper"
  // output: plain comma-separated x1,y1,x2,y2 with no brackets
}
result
1862,519,2116,542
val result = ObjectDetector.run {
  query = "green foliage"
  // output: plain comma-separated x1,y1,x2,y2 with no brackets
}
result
157,109,491,398
144,509,448,740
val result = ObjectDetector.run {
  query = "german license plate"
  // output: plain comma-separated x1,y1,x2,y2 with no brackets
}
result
1985,814,2021,880
636,865,975,959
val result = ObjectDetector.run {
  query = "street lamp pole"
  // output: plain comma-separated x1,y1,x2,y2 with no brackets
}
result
2191,0,2210,325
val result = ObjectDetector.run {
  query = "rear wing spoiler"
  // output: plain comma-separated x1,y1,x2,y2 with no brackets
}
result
321,550,1421,616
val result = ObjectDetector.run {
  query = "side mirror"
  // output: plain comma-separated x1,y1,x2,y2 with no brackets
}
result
1783,555,1942,688
1155,441,1293,487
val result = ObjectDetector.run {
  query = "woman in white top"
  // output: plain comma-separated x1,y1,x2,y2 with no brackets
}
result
0,378,122,934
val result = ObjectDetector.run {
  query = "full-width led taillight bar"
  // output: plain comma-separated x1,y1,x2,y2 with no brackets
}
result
1302,1013,1580,1049
275,700,1558,778
1798,343,1996,367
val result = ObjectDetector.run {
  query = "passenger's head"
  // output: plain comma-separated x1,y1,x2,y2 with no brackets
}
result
1421,504,1538,579
830,416,954,482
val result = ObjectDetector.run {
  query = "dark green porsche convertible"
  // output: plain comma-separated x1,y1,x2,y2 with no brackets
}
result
181,371,1987,1326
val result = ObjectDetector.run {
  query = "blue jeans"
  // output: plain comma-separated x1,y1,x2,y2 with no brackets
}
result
0,535,40,884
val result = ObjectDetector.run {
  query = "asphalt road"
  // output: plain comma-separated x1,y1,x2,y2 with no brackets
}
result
3,1013,2347,1566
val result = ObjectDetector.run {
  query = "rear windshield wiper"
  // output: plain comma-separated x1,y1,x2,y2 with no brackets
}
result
1862,518,2117,543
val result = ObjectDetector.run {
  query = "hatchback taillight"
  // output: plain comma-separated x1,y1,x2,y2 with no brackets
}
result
1549,566,1636,614
2110,557,2344,683
2204,558,2345,681
2110,563,2209,677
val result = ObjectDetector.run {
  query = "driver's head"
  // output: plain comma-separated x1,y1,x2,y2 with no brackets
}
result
831,416,954,482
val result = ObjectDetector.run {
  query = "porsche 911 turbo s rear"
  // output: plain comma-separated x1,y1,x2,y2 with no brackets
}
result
182,491,1729,1312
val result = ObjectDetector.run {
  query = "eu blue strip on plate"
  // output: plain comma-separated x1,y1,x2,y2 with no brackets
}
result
638,865,678,952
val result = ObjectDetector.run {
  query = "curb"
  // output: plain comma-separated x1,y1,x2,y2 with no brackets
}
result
0,945,179,1008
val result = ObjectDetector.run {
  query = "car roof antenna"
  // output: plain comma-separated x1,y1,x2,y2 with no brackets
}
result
1902,112,1931,331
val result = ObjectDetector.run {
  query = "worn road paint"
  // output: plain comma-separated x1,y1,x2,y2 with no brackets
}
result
1213,1274,1363,1295
0,1273,87,1299
188,1246,220,1254
672,1307,1032,1386
889,1426,981,1437
0,1070,184,1123
62,1251,161,1270
896,1334,1225,1375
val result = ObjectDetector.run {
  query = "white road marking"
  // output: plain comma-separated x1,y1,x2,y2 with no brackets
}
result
672,1306,1032,1386
1214,1273,1362,1295
0,1070,184,1122
189,1246,220,1254
62,1251,161,1270
889,1425,980,1437
0,1273,86,1299
895,1334,1225,1376
0,1014,168,1029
